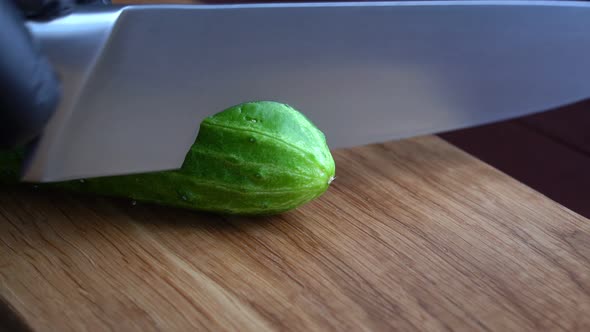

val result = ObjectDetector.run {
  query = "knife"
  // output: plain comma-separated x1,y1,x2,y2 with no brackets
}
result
20,0,590,182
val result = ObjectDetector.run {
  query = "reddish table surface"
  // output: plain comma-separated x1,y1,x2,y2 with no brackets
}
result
441,99,590,218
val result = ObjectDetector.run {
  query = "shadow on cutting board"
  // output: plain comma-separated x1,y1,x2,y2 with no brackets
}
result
0,297,33,332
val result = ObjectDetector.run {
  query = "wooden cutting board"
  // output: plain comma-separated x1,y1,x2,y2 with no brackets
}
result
1,135,589,331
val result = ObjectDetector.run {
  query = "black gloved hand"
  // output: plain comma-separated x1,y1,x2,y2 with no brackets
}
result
0,0,110,149
0,0,67,148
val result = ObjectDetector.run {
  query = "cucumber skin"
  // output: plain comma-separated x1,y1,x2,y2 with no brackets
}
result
0,101,336,216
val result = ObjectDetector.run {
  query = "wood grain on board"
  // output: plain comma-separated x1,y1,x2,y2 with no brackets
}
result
1,135,589,331
3,0,589,330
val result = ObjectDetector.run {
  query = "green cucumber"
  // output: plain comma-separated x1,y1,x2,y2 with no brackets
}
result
0,101,336,215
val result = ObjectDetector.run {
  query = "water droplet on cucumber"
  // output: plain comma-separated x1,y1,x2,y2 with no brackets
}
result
177,189,196,202
245,116,258,123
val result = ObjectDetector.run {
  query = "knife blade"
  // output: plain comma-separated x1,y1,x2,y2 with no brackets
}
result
21,1,590,182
